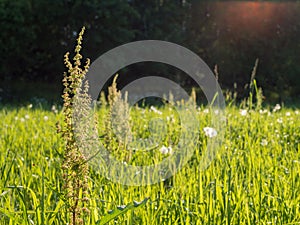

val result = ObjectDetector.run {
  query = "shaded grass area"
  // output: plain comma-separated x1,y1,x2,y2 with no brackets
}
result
0,104,299,224
0,79,63,105
1,79,300,107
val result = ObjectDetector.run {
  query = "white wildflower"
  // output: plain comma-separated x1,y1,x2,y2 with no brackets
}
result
261,139,268,146
150,106,162,115
43,116,49,121
167,146,173,154
159,145,172,154
273,104,281,112
135,170,141,176
24,114,30,120
20,118,25,122
240,109,247,116
159,146,169,154
259,109,268,114
203,108,209,114
203,127,217,138
51,105,58,114
166,115,175,123
285,112,291,117
277,118,283,123
27,104,33,109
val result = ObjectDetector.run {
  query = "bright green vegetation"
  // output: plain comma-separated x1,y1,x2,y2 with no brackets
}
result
0,103,299,224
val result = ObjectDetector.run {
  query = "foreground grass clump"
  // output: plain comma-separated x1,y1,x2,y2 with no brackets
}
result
0,102,299,224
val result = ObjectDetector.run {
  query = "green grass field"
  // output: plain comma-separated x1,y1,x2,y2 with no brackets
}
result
0,101,299,225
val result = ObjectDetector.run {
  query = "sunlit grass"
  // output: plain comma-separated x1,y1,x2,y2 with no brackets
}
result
0,103,299,224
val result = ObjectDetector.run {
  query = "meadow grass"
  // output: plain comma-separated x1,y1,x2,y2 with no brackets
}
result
0,102,299,224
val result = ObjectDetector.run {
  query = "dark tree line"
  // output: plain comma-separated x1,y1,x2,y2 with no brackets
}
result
1,0,300,102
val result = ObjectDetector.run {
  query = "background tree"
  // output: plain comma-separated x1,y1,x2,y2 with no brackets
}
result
0,0,299,103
